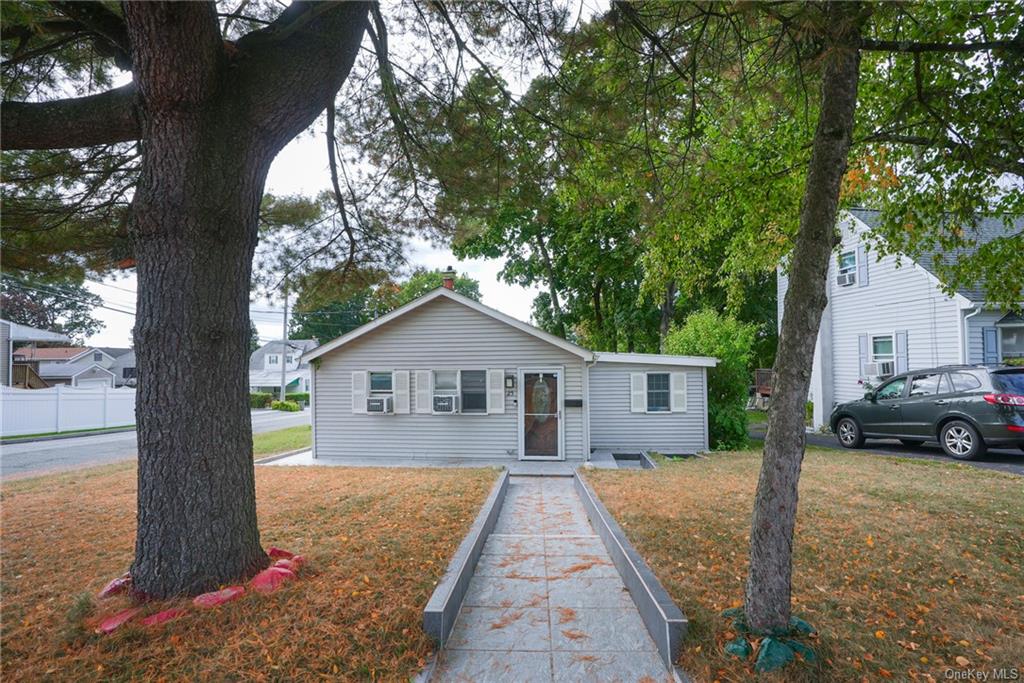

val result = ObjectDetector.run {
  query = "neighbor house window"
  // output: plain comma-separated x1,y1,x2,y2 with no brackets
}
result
94,351,103,361
646,373,670,412
837,250,857,286
122,367,136,379
369,371,393,394
872,335,895,378
267,354,279,366
460,370,487,413
1000,326,1024,359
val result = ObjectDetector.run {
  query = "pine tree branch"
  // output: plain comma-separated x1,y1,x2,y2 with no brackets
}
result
1,84,140,150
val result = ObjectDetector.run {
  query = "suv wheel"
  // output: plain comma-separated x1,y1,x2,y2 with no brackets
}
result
836,417,865,448
940,420,987,460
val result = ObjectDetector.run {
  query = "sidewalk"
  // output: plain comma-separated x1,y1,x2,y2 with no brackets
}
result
433,476,672,682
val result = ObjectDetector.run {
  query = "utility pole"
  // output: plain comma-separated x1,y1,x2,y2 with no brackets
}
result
280,279,288,401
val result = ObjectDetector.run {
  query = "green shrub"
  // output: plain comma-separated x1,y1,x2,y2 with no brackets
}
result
665,309,756,450
250,392,273,409
286,392,310,404
271,399,300,412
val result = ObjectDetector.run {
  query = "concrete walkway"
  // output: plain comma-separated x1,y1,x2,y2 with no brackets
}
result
434,476,671,682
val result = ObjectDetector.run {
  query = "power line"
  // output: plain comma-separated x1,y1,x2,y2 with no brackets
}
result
3,280,138,317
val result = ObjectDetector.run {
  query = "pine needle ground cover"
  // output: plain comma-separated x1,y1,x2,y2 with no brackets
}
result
586,450,1023,682
1,463,497,681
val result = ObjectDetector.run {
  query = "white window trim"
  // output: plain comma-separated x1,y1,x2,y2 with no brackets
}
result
871,333,896,379
645,371,672,415
368,369,394,396
429,368,491,415
997,324,1024,360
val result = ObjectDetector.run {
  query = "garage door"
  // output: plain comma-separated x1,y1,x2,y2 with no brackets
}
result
75,378,111,388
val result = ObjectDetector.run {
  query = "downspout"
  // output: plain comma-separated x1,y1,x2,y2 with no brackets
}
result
584,353,597,461
962,305,982,364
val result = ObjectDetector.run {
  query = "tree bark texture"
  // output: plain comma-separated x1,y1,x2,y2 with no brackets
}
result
113,1,371,598
744,3,863,632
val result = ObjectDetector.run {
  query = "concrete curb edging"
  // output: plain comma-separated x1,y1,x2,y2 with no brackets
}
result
1,426,135,445
574,472,688,674
639,450,658,469
253,448,312,465
423,468,510,646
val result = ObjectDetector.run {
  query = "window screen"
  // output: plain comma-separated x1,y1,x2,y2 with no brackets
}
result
647,373,670,412
369,371,393,393
433,370,458,394
460,370,487,413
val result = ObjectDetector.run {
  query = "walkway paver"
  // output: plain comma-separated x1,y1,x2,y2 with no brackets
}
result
434,476,672,683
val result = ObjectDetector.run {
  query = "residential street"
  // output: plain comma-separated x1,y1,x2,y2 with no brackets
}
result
749,426,1024,476
0,410,310,480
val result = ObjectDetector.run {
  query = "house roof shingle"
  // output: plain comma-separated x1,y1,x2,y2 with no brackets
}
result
12,346,89,361
847,208,1024,302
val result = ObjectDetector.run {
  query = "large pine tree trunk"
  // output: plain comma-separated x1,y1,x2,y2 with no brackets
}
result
119,1,369,598
744,4,863,632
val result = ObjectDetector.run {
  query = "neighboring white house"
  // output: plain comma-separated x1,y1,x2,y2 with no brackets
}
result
249,339,318,396
779,208,1024,429
303,286,716,462
10,345,118,388
0,318,71,387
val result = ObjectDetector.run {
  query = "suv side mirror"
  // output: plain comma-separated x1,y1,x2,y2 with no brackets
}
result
864,390,876,401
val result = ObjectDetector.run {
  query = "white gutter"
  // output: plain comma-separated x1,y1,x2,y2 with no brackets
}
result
962,305,983,363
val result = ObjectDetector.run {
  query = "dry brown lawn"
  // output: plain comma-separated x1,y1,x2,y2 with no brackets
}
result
1,462,498,681
587,449,1024,682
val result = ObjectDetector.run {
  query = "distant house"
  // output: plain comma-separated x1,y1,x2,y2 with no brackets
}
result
778,208,1024,429
12,346,118,389
249,339,318,397
304,286,717,463
0,319,71,387
110,349,137,387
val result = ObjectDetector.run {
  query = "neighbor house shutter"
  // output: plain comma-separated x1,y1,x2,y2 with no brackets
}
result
670,372,687,412
856,244,869,287
486,369,505,414
630,373,646,413
393,370,410,414
895,330,909,373
858,335,869,378
351,371,367,414
982,327,999,363
414,370,432,414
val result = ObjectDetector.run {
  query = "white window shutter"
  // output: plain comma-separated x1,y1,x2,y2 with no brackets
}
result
393,370,410,414
630,373,646,413
415,370,432,414
670,372,687,412
487,369,505,414
351,371,367,414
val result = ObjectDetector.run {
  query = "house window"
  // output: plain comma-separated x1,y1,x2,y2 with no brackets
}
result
460,370,487,413
646,373,670,412
1000,326,1024,359
872,335,895,378
433,370,458,395
286,355,296,364
369,371,393,394
267,354,279,366
837,250,857,286
122,367,136,379
93,351,103,361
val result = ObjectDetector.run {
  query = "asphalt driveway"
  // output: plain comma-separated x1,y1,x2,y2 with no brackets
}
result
749,425,1024,476
1,410,310,480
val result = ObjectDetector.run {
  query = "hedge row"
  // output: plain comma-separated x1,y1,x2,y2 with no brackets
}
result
285,392,309,404
271,400,301,412
250,392,273,409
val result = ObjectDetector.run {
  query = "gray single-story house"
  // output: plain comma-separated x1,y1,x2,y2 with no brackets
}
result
303,286,717,463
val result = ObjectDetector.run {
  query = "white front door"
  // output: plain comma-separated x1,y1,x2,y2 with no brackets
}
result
518,369,563,460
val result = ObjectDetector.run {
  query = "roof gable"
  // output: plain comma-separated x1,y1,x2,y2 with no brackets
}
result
303,288,594,362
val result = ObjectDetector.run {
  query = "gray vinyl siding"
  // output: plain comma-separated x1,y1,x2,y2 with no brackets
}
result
1,322,10,386
313,296,586,460
964,309,1006,363
822,215,964,405
588,363,708,454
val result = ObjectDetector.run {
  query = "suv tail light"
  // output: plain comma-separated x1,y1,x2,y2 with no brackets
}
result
983,393,1024,406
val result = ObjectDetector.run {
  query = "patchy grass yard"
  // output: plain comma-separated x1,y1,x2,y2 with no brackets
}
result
587,449,1024,682
252,424,312,458
1,463,497,681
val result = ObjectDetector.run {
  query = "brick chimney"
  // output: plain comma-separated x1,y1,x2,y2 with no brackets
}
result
442,266,456,290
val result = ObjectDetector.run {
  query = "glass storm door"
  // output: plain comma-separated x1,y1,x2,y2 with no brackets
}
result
521,371,561,459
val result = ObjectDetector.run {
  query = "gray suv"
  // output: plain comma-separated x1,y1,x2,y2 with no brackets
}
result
830,365,1024,460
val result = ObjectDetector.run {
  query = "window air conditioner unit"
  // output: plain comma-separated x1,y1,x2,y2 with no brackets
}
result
878,361,895,377
863,362,879,377
366,396,393,413
836,272,856,287
433,395,459,413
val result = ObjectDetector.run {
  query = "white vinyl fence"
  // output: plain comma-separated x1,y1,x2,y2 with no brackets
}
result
1,385,136,438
